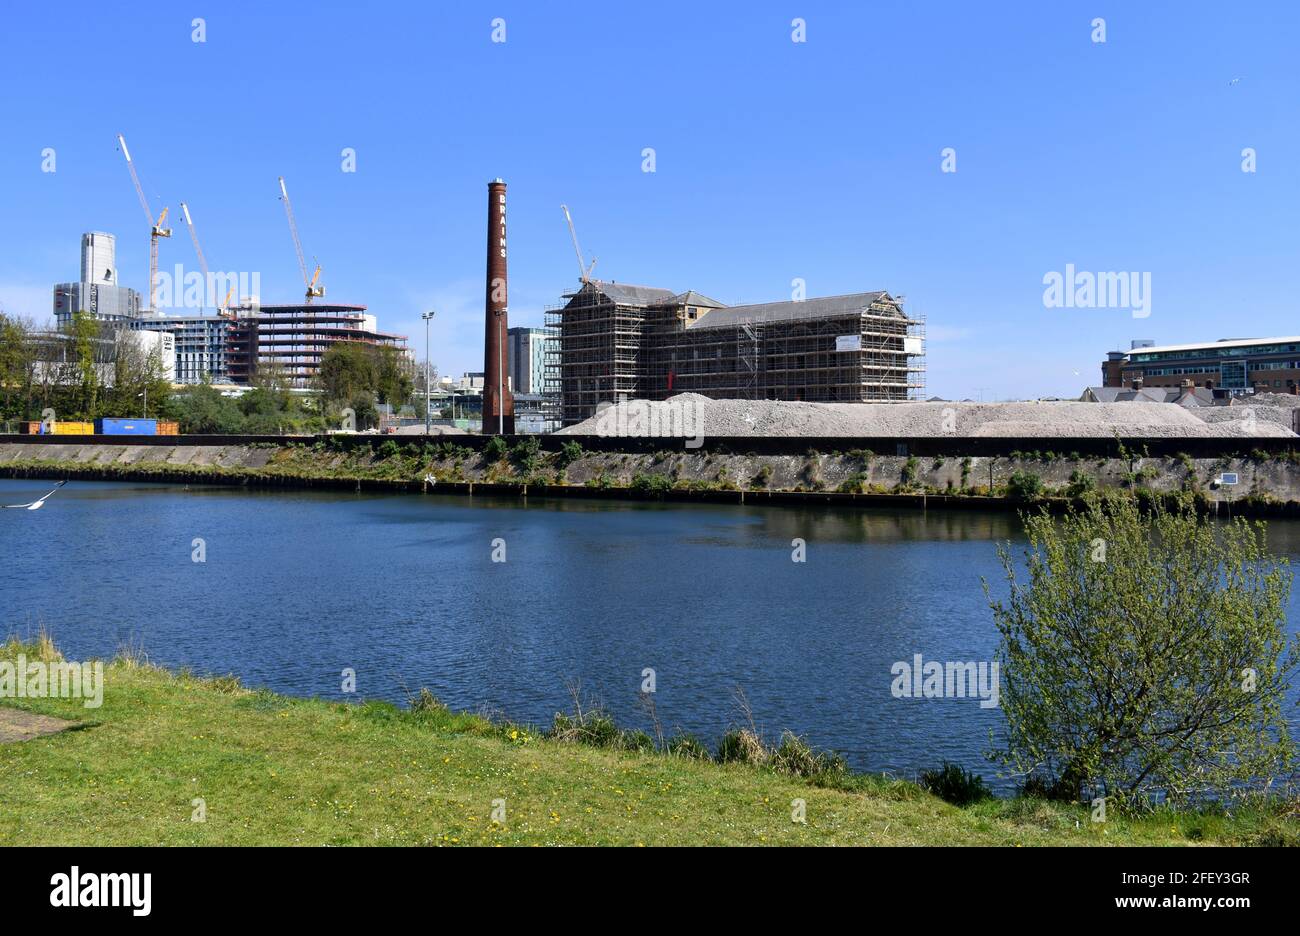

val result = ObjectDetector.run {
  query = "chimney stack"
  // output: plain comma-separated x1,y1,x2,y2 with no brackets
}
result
483,179,514,434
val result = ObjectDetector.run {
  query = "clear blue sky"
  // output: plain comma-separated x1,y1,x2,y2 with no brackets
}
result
1,1,1296,399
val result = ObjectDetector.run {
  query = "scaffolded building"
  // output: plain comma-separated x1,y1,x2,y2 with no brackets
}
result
546,281,925,426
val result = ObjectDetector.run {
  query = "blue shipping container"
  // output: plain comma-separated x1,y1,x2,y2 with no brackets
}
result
95,418,158,436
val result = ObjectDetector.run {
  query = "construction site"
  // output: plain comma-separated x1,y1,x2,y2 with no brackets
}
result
50,137,408,388
543,220,925,427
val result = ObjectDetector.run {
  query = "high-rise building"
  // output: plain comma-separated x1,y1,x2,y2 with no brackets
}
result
507,326,553,395
131,302,408,386
53,232,142,326
80,232,118,286
129,314,239,384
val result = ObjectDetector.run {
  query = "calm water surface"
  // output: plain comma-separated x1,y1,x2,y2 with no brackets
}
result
3,478,1297,787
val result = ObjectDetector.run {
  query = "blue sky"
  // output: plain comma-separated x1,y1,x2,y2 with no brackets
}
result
1,1,1296,400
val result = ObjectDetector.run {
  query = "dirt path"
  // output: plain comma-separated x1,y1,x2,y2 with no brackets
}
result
0,706,75,743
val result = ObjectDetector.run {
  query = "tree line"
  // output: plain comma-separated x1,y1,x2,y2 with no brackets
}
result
0,310,413,433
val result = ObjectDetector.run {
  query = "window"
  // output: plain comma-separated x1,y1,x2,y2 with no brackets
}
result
1220,361,1247,389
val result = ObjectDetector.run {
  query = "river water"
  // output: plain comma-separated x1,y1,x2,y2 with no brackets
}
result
2,478,1296,788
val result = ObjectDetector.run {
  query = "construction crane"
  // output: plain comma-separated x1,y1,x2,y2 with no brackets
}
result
278,176,325,303
561,204,597,284
179,202,236,319
117,133,172,311
178,202,209,310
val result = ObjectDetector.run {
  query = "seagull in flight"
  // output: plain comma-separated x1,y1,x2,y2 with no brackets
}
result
2,480,67,510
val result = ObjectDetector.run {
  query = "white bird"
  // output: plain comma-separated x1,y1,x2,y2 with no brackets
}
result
2,480,66,510
1229,77,1242,86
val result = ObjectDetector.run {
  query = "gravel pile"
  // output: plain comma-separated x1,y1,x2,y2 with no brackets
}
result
1193,405,1296,432
559,393,1297,438
1245,393,1300,409
1180,394,1300,433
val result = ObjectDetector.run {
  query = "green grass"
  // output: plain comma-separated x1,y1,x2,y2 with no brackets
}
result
2,642,1296,846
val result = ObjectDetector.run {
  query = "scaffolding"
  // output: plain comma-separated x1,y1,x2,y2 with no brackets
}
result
548,285,926,425
738,321,763,399
545,281,669,425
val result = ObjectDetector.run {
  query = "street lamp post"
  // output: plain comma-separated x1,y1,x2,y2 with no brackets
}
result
422,310,436,435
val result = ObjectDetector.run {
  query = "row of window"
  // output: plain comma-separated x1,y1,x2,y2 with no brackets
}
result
1142,361,1300,377
1131,343,1300,362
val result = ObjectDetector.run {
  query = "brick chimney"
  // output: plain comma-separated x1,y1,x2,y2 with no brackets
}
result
482,179,514,434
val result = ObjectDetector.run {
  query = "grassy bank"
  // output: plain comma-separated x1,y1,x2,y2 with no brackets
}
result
1,640,1295,846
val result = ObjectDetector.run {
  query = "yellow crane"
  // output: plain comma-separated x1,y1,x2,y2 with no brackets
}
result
116,134,171,311
561,204,597,284
277,176,325,303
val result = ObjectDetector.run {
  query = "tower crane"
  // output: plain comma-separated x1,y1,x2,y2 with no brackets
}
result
179,202,236,319
278,176,325,303
561,204,597,284
117,133,172,311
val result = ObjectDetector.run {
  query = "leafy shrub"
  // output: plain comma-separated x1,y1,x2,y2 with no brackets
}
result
919,762,993,806
557,440,584,468
621,730,657,753
511,436,542,473
630,472,673,495
585,471,614,490
900,456,919,488
1006,470,1043,502
989,497,1298,807
1065,469,1095,498
838,472,869,494
485,435,508,461
802,455,823,490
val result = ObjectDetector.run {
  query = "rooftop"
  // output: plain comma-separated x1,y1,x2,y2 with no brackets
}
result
575,281,678,306
691,291,894,329
1127,336,1300,355
559,282,909,328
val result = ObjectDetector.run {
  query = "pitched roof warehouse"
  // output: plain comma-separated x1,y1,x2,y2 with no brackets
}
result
546,281,925,426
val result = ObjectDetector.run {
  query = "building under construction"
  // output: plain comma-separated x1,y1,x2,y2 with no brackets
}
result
545,281,925,426
129,302,407,386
